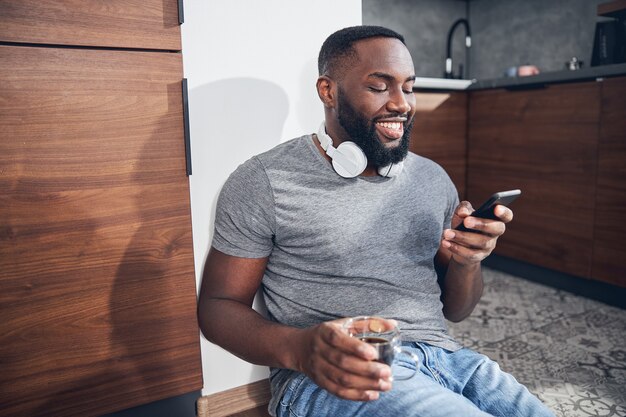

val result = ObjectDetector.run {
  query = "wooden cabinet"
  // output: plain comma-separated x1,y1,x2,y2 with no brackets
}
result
410,92,467,199
414,78,626,287
0,4,201,417
467,83,601,278
592,77,626,286
0,0,181,50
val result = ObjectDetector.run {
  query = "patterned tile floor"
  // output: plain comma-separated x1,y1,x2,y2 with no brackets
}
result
447,268,626,417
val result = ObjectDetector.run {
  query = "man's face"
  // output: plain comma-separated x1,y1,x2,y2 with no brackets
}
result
337,85,413,166
334,37,416,167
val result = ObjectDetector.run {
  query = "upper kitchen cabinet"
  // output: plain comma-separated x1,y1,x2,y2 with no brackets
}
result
593,77,626,286
0,0,181,50
410,92,468,199
467,82,601,279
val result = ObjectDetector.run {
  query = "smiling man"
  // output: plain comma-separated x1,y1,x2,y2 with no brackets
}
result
197,26,555,417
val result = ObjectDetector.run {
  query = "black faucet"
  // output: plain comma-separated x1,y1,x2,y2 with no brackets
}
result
444,18,471,79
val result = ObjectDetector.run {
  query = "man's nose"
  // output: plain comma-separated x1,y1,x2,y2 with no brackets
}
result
387,89,412,114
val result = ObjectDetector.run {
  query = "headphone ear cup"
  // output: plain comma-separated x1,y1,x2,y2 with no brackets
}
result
378,161,404,178
332,142,368,178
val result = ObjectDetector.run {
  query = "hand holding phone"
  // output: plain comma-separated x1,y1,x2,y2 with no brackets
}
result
455,189,521,232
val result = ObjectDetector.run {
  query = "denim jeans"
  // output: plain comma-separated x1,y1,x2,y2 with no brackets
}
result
275,342,555,417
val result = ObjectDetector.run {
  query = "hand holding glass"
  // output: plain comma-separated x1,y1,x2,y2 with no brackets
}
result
343,316,418,380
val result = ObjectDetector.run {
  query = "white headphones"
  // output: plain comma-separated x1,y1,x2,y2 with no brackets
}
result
316,123,404,178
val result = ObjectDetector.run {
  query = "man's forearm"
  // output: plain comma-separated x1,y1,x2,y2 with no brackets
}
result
198,297,306,371
440,259,483,322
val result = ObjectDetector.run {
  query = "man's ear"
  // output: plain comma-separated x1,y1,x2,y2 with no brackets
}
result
316,76,336,109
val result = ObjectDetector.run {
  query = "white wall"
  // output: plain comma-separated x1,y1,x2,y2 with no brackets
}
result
181,0,362,395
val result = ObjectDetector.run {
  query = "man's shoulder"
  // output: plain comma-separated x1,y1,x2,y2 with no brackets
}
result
255,134,311,166
224,134,312,191
405,151,448,176
229,135,310,175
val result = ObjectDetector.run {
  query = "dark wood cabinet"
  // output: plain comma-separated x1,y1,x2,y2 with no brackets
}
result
467,82,601,279
592,77,626,286
410,92,467,199
0,3,202,417
412,77,626,288
0,0,181,50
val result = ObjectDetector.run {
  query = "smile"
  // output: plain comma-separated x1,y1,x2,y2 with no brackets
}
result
376,121,405,141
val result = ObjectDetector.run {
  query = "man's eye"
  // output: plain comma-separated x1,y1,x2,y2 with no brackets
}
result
369,86,387,92
403,89,415,94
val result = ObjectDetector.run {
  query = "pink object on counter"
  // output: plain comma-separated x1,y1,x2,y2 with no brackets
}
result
518,65,540,77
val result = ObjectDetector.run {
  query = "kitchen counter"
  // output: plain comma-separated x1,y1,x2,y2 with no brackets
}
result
413,62,626,91
413,77,473,90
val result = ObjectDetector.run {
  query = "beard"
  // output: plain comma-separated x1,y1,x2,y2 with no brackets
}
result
336,88,413,167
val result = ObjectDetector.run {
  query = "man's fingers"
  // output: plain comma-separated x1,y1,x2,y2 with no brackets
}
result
494,205,513,223
457,200,474,216
313,357,392,399
322,378,382,401
451,201,473,226
443,240,488,264
319,322,378,361
449,218,506,239
315,323,391,380
322,345,391,380
306,321,394,401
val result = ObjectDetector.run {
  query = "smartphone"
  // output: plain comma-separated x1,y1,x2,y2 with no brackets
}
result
456,189,521,232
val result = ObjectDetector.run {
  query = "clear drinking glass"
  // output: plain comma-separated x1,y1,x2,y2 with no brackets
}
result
343,316,419,380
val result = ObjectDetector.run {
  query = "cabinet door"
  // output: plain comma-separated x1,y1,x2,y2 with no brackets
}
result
0,0,181,50
593,77,626,287
0,45,201,417
410,92,467,199
467,83,600,277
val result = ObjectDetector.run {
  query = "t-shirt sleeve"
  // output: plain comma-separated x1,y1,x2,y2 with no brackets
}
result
443,175,460,229
212,157,276,258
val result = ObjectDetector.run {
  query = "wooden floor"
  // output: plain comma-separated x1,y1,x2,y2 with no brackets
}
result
229,404,271,417
197,379,271,417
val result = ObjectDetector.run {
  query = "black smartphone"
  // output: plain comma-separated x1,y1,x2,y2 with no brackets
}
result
456,189,521,232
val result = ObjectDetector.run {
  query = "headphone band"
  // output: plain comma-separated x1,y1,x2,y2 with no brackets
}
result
316,124,333,152
316,122,404,178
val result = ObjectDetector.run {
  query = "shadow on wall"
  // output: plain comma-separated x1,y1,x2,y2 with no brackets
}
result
190,77,289,248
296,57,322,131
190,78,289,388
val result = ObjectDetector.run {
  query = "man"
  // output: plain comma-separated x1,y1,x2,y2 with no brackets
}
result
197,26,554,417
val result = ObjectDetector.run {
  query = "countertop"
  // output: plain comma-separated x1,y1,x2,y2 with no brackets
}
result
413,63,626,92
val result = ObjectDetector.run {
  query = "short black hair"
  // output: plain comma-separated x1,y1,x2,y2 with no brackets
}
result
318,25,406,78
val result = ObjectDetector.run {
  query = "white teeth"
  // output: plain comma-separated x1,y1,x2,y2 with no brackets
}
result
378,122,401,130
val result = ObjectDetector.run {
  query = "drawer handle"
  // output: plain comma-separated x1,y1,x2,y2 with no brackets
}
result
182,78,192,176
178,0,185,24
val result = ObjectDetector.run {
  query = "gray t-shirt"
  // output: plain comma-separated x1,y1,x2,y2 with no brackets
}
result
212,134,462,410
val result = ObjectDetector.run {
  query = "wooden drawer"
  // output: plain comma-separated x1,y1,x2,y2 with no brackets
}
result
0,0,181,50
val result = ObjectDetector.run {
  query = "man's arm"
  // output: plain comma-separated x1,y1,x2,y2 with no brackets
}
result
435,202,513,322
197,247,392,401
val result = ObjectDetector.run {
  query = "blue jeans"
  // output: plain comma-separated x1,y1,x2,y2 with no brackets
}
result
275,342,554,417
